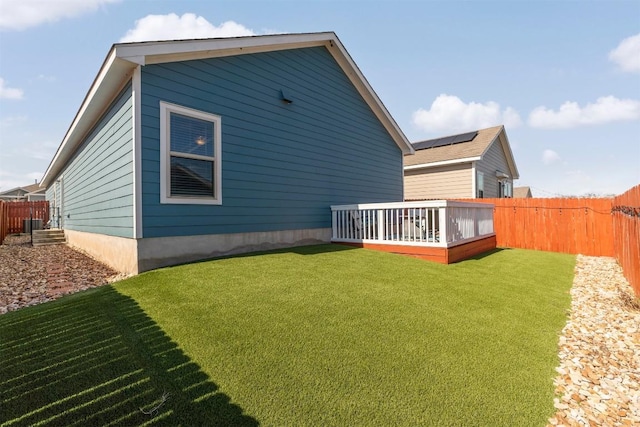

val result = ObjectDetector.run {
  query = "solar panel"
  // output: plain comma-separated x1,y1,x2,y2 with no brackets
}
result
412,131,478,151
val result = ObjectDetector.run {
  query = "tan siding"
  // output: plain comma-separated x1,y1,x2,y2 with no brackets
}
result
404,163,472,200
477,136,513,198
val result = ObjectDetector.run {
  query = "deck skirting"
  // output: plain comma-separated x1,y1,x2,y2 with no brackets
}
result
338,234,497,264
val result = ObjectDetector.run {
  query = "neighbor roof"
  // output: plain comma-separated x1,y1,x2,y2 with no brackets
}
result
404,125,519,179
0,183,41,196
513,186,532,198
41,32,413,187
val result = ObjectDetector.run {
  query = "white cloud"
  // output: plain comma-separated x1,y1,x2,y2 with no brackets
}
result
412,94,522,134
0,115,27,128
528,96,640,129
120,13,255,43
37,74,56,82
0,77,23,99
0,0,120,31
609,33,640,73
542,149,560,165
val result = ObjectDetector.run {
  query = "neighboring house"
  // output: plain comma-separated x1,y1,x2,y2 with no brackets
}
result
403,125,519,200
40,32,414,274
0,183,46,202
513,186,532,198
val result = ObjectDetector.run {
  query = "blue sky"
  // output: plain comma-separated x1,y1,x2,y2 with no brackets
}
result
0,0,638,197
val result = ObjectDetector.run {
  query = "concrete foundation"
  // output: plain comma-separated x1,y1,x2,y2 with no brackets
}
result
63,228,332,274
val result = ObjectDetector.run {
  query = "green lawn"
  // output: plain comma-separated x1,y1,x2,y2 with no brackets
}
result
0,245,575,426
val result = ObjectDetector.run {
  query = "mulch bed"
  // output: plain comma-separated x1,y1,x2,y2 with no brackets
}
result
0,234,122,314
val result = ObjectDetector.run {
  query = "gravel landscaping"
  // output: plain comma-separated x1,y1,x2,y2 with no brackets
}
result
1,236,638,425
548,255,639,427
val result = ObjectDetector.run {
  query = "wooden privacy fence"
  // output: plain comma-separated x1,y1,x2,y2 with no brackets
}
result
0,201,7,245
612,185,640,296
468,197,615,256
460,188,639,296
0,200,50,244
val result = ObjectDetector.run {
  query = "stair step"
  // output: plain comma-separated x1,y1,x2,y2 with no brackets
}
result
32,229,66,246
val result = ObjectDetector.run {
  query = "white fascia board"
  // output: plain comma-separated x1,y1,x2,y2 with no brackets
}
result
326,36,414,155
403,156,481,171
41,50,137,187
500,130,520,179
479,126,520,180
115,32,336,64
114,32,414,155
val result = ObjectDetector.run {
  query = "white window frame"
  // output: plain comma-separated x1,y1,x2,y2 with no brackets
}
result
160,101,222,205
476,171,484,198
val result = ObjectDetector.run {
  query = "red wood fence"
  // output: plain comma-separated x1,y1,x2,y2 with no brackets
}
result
0,201,50,244
0,201,7,245
612,185,640,296
459,189,638,296
467,197,615,256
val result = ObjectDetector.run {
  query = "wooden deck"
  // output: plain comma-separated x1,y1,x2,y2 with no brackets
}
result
331,200,497,264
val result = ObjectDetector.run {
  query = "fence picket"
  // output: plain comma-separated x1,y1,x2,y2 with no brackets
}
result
0,201,50,243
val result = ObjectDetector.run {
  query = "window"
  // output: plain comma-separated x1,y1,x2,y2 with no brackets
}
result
476,171,484,198
498,180,513,198
160,102,222,204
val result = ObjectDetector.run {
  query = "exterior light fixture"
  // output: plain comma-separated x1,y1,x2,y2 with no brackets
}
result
280,89,293,104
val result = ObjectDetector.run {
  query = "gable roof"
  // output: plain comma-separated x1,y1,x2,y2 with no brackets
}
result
0,183,46,201
41,32,413,187
513,186,532,198
0,183,41,196
403,125,519,179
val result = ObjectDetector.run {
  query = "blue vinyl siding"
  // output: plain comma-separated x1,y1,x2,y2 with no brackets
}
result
141,46,403,238
48,83,134,237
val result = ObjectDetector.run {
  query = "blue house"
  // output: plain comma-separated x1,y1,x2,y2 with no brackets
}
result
41,32,414,274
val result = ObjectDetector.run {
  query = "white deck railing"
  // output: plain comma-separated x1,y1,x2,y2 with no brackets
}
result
331,200,495,248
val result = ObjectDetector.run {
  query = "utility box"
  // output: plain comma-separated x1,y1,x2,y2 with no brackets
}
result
23,218,43,233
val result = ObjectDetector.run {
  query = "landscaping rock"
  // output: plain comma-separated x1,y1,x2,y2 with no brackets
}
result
548,255,640,427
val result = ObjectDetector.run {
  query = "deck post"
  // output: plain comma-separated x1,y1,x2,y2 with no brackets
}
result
332,210,337,240
439,205,448,246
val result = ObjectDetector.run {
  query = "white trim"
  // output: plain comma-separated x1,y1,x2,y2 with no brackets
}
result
476,170,485,199
330,199,494,211
42,32,414,189
478,126,519,180
471,161,477,198
132,66,143,238
41,51,136,187
324,37,414,155
159,101,222,205
114,33,334,62
403,156,481,171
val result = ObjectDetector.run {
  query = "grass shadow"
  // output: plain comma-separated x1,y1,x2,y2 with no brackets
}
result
462,247,509,261
168,243,358,269
0,286,258,426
